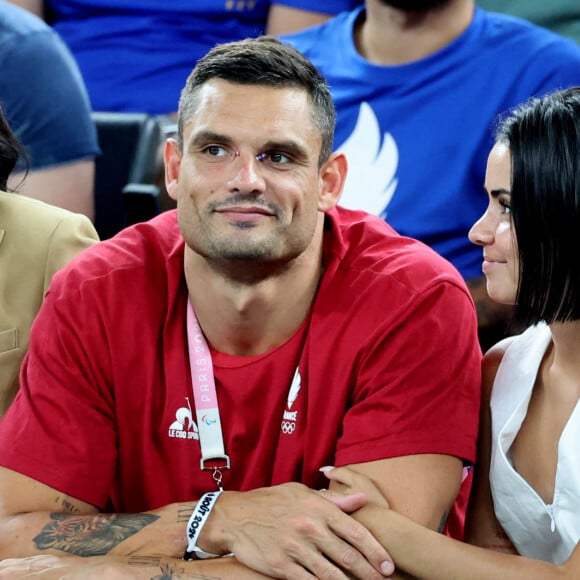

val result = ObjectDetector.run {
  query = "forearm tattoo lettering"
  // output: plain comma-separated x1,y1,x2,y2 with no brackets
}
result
177,503,196,524
130,555,163,567
130,557,221,580
55,496,81,514
150,563,221,580
33,512,159,556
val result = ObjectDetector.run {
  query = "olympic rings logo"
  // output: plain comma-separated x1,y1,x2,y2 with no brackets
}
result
280,421,296,434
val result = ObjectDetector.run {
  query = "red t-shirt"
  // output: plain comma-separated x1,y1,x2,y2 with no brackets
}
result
0,208,481,515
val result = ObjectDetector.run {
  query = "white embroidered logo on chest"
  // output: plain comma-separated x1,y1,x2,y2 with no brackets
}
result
281,367,301,435
168,397,200,440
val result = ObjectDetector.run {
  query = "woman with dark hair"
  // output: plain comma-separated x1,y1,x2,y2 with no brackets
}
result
320,87,580,578
0,106,99,415
0,104,24,189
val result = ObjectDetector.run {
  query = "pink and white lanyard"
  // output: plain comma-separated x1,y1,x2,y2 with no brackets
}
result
186,299,230,490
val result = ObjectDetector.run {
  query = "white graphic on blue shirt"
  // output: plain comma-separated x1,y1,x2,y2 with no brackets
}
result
281,367,301,435
337,102,399,217
168,397,199,440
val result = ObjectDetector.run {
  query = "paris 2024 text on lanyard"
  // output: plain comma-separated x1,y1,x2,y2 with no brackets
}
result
187,298,230,491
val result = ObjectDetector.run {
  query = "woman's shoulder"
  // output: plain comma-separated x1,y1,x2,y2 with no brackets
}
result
482,324,550,397
481,334,521,399
483,334,517,370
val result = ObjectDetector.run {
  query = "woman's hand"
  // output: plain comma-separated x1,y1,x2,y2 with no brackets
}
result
320,466,390,509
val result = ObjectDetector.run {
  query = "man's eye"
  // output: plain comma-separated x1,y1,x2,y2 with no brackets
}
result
257,152,290,164
204,145,229,157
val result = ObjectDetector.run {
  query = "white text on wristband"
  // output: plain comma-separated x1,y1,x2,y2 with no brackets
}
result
183,490,223,560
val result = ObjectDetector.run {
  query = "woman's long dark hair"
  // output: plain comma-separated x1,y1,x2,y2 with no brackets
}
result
496,87,580,325
0,105,27,190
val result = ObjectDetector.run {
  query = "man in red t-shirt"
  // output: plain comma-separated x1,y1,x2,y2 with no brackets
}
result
0,37,481,578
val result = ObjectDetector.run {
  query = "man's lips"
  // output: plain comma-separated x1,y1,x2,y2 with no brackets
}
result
215,206,275,218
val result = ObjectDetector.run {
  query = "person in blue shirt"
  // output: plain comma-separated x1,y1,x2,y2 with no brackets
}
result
0,1,99,218
282,0,580,349
8,0,363,115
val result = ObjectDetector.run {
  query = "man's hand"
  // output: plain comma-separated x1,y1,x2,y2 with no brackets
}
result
203,482,394,579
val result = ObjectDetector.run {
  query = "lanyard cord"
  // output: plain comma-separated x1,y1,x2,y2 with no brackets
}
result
186,299,230,490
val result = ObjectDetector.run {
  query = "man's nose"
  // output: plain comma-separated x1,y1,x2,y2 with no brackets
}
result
226,152,266,194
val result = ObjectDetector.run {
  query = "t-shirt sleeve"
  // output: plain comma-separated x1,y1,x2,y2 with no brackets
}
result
0,273,115,509
0,29,100,170
335,279,482,467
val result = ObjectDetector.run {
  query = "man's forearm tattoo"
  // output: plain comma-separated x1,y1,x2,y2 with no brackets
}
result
149,562,221,580
177,503,196,524
437,511,448,533
33,512,159,556
130,557,221,580
55,496,81,514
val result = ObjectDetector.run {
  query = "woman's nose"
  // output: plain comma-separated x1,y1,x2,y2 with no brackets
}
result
468,212,494,246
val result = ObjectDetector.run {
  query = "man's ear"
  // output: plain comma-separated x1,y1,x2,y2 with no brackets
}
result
164,138,182,201
317,151,347,212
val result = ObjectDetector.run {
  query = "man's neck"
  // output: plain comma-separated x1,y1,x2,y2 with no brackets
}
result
185,227,325,357
355,0,474,65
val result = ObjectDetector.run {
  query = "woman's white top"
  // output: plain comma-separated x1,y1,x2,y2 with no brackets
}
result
489,322,580,564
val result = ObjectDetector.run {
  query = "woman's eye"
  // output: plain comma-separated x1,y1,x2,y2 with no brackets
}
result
500,201,511,215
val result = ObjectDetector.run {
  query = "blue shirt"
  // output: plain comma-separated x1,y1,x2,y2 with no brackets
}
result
46,0,362,114
0,2,99,170
283,7,580,279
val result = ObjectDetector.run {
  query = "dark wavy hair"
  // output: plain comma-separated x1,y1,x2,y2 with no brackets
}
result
495,87,580,326
177,36,336,168
0,104,27,190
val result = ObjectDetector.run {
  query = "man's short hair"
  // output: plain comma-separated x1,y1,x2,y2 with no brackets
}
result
177,36,336,167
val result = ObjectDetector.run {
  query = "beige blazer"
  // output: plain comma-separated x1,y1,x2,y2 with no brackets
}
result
0,192,99,415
